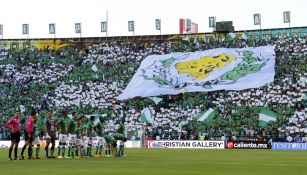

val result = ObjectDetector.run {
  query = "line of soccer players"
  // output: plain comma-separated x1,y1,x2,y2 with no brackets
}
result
4,110,127,160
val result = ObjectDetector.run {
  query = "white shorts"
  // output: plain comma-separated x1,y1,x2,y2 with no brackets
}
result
59,134,68,143
68,134,77,144
76,139,81,147
85,137,93,146
92,137,98,147
33,136,40,145
97,136,105,147
80,136,87,148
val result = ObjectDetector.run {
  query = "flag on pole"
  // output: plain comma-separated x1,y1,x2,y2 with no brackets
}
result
140,108,153,124
148,97,163,105
155,19,161,30
22,24,29,34
283,11,291,23
49,23,55,34
75,23,81,33
128,21,134,32
209,17,216,28
254,14,261,25
258,108,277,128
101,22,107,32
194,108,217,124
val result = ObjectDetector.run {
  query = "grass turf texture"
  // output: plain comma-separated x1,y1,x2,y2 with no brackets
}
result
0,148,307,175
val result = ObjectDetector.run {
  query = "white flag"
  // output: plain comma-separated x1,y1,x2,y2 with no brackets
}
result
117,46,275,100
101,22,107,32
128,21,134,31
283,11,290,23
140,108,153,124
22,24,29,34
49,23,55,34
75,23,81,33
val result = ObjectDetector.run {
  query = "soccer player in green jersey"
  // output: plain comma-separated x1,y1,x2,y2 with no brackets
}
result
104,134,116,157
112,133,126,157
33,116,43,159
85,116,95,158
68,112,78,158
94,116,105,157
57,111,70,158
78,116,87,158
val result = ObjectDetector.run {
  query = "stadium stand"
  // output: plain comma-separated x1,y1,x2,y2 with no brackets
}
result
0,31,306,142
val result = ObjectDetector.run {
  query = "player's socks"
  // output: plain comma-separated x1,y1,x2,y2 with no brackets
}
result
121,146,125,156
71,148,75,158
68,146,71,157
96,146,99,155
45,149,49,158
75,148,79,157
36,147,40,157
8,147,13,159
62,146,65,157
105,150,108,156
14,147,18,159
99,147,102,155
50,149,54,157
28,147,33,158
57,145,61,156
20,145,27,156
118,146,122,156
89,147,92,156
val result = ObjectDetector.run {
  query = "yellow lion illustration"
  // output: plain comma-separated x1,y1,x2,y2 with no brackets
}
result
175,54,236,80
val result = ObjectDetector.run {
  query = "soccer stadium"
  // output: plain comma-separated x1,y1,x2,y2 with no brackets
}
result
0,0,306,175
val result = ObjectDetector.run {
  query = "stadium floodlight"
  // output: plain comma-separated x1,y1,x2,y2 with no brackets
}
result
49,23,56,36
253,14,261,29
128,21,135,36
283,11,291,27
209,17,216,28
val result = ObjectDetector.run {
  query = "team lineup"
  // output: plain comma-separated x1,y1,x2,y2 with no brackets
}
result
4,111,127,160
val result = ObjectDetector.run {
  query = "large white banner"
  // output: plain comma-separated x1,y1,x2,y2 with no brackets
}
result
117,46,275,100
147,140,225,149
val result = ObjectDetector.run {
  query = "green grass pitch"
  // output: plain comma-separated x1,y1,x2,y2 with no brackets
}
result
0,148,306,175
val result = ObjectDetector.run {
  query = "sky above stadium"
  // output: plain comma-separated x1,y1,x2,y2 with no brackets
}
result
0,0,306,39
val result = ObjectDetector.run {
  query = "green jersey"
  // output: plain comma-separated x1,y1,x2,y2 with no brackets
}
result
112,133,124,141
86,121,94,137
34,120,42,137
94,122,104,137
78,122,86,138
57,117,70,134
104,135,116,144
68,118,78,134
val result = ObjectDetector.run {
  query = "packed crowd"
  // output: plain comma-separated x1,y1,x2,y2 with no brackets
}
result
0,33,306,143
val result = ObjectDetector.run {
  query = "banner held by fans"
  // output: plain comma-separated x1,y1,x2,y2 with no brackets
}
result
117,46,275,100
